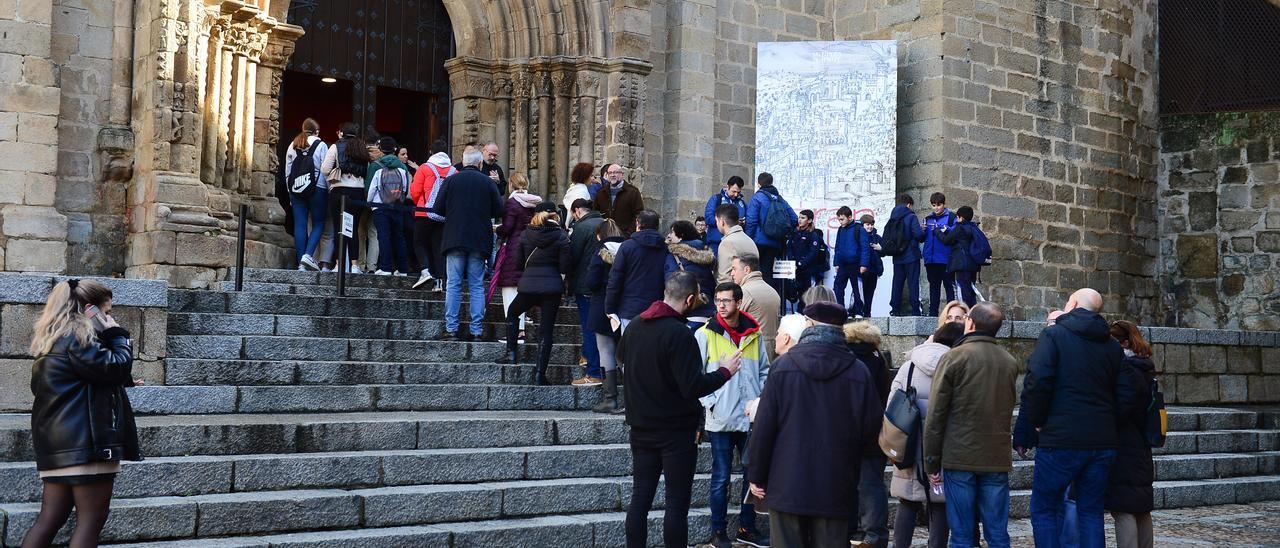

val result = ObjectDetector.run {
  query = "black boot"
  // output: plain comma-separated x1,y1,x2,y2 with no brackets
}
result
592,370,618,413
495,347,518,365
610,367,625,415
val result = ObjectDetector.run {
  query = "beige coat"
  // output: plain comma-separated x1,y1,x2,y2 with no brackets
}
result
716,224,759,283
740,270,781,360
888,340,950,503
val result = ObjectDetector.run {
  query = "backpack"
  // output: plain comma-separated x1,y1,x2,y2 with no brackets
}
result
761,191,794,242
337,140,368,177
879,214,910,257
969,223,993,266
287,140,322,199
1145,378,1167,447
814,235,831,273
377,165,406,204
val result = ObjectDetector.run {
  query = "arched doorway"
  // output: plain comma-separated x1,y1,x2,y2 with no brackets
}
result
278,0,454,159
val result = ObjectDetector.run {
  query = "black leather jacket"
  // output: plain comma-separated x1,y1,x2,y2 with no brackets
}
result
30,327,141,471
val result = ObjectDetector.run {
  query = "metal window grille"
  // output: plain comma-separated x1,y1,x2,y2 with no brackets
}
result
1159,0,1280,114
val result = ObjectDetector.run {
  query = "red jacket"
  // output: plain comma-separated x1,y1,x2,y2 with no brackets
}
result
410,163,455,219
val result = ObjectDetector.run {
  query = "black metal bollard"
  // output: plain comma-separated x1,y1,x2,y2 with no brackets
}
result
235,203,248,292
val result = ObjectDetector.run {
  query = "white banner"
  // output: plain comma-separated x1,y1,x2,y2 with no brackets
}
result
756,41,898,316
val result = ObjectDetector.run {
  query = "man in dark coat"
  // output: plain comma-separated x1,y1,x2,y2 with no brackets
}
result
594,163,645,235
619,271,741,548
746,302,883,547
1023,288,1135,548
568,199,606,384
606,210,667,332
432,147,505,341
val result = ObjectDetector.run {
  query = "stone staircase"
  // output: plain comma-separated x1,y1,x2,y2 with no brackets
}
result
0,268,1276,547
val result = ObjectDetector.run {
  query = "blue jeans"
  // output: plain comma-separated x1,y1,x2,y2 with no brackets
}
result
1030,448,1117,548
707,431,756,534
445,250,488,336
942,470,1010,548
372,207,410,273
575,294,601,378
856,454,889,547
291,188,328,261
890,260,922,315
834,264,863,313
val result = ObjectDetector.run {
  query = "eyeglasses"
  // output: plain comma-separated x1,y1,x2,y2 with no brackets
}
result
606,171,624,175
714,298,738,305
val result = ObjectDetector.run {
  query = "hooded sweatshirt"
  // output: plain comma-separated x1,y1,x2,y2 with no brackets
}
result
618,300,732,430
1022,307,1132,450
366,155,410,206
410,152,455,220
746,324,883,518
605,229,669,320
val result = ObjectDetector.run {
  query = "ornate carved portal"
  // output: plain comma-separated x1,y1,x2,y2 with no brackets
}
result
447,57,650,200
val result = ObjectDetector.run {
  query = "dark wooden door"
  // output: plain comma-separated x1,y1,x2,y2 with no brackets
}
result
284,0,453,152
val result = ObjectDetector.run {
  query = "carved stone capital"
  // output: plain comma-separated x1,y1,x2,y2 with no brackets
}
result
494,77,513,99
551,72,575,96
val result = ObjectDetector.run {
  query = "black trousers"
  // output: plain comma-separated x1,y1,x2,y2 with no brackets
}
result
860,272,878,317
403,209,421,272
328,187,365,261
925,264,955,316
759,246,780,292
955,270,977,307
414,218,446,280
770,510,848,548
505,292,560,373
626,427,698,548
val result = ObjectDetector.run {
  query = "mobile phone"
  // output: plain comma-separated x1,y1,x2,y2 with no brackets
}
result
84,304,100,319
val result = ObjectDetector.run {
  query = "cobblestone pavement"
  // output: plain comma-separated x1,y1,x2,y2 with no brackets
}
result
894,501,1280,547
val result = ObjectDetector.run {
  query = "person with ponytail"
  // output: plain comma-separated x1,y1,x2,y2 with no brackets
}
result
284,117,329,271
21,279,141,548
497,203,571,386
1106,320,1157,548
318,122,372,273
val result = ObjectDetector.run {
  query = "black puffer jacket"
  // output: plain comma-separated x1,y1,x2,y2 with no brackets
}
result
515,222,572,295
1022,308,1132,449
847,340,891,457
30,327,140,471
585,236,626,335
1106,354,1156,514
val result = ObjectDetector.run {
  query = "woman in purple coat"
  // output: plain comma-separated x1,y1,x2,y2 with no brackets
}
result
495,172,543,343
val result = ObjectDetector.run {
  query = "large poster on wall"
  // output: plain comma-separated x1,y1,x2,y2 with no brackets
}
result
756,40,897,317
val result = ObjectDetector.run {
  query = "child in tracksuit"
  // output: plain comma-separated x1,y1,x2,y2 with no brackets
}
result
833,206,870,316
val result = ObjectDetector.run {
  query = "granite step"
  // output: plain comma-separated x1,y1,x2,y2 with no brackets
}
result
168,313,582,340
0,411,627,462
163,359,598,387
124,383,610,415
165,335,582,363
6,475,1280,546
170,289,581,323
239,268,443,291
0,474,743,545
0,444,710,504
1,445,1271,506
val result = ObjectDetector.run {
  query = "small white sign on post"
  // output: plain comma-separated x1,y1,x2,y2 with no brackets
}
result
773,260,797,280
341,212,355,237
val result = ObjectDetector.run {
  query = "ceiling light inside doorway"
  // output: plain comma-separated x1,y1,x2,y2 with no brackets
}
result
321,77,337,84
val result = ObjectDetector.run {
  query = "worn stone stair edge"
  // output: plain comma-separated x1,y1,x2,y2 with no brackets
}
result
4,475,1279,546
162,359,600,387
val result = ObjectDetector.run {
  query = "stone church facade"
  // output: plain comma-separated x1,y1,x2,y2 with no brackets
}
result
0,0,1275,329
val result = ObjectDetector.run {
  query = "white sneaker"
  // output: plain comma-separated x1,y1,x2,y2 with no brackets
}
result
393,271,408,277
297,265,307,271
300,254,320,271
321,267,333,272
374,269,393,276
413,271,435,289
349,264,363,275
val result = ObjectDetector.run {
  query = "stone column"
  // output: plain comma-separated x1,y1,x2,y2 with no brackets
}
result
510,71,532,177
493,76,513,166
551,70,575,198
534,72,553,193
0,0,66,272
574,71,604,166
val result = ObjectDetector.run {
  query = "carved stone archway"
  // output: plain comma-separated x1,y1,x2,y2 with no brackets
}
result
124,0,653,286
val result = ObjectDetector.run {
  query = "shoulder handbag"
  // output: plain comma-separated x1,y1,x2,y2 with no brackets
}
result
879,362,921,468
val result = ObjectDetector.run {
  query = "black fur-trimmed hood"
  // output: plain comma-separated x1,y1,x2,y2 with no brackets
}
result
668,241,714,266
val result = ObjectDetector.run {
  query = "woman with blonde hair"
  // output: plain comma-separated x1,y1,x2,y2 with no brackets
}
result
21,279,140,547
937,300,969,328
494,171,543,343
497,202,571,386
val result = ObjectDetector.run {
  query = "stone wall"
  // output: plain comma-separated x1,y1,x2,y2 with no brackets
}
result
0,275,167,412
875,318,1280,405
0,0,68,273
52,0,135,276
1157,112,1280,331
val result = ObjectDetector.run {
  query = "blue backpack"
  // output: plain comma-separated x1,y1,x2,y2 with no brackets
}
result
762,192,795,242
969,223,993,266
